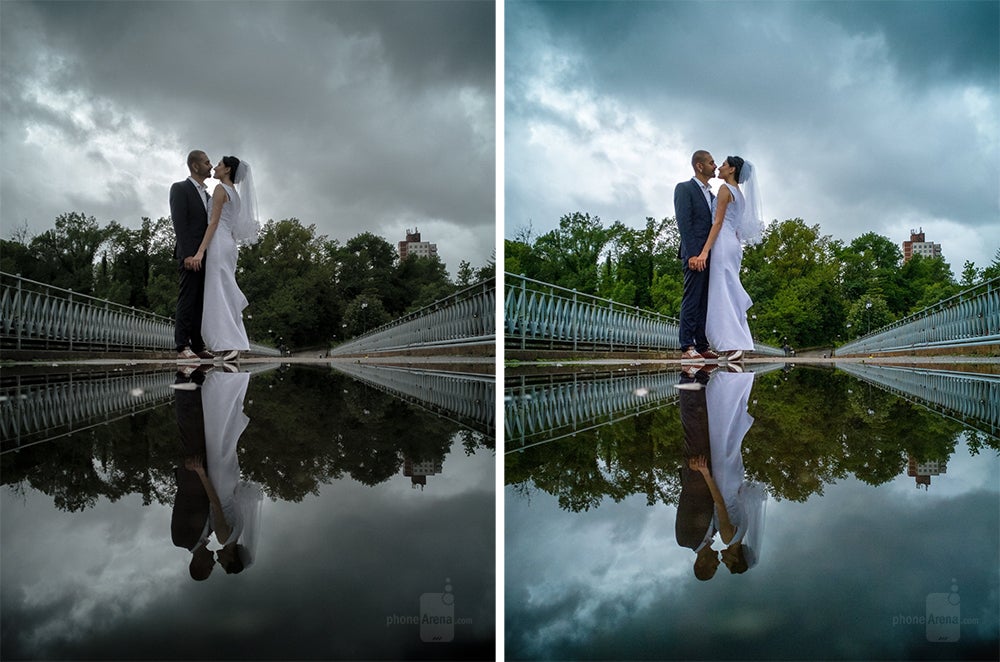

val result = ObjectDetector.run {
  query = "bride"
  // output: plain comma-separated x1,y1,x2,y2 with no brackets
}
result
189,156,259,361
692,155,764,362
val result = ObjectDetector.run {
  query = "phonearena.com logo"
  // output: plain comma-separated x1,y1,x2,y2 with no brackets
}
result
384,578,472,643
890,579,979,643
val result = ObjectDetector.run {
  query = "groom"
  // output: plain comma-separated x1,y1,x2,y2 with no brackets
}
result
170,150,214,362
674,150,720,363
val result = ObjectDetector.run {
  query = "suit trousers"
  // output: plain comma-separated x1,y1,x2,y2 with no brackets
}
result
678,258,710,352
175,263,207,352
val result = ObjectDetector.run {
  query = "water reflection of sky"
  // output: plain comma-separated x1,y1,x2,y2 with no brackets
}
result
505,367,999,661
2,366,494,661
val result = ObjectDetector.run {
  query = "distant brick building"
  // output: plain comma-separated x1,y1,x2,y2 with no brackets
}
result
398,228,437,260
902,228,941,263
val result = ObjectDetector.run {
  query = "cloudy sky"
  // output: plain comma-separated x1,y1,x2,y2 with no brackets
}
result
0,0,495,271
505,1,1000,272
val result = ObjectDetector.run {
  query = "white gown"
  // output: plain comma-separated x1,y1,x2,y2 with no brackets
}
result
706,371,767,568
706,183,754,352
203,372,262,569
202,183,250,352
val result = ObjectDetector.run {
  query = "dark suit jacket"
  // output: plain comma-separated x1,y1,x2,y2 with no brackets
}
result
674,179,714,260
171,388,210,550
170,179,209,263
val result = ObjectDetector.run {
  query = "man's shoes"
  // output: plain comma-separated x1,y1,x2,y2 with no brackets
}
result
726,363,744,373
727,349,744,362
221,363,239,373
217,349,239,362
177,348,200,363
700,350,722,361
196,350,215,361
680,348,705,364
681,365,700,379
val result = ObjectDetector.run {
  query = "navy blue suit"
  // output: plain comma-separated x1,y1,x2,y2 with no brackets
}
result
170,180,209,353
674,179,714,352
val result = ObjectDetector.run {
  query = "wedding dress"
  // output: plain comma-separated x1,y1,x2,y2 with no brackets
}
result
202,183,250,352
706,371,766,568
203,371,262,569
706,182,755,352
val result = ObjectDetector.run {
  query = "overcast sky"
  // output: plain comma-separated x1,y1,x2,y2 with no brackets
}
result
505,0,1000,272
1,0,495,272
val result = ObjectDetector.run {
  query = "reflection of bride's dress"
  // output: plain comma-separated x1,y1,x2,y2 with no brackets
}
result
706,182,754,352
202,371,262,568
706,371,767,567
202,183,250,352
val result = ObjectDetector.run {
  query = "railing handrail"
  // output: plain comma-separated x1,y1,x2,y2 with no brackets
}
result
505,272,681,325
1,271,280,356
1,271,175,324
835,276,999,355
852,277,998,340
347,277,496,343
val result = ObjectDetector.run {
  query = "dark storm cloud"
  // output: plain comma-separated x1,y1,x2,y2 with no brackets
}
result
0,0,494,267
505,1,999,270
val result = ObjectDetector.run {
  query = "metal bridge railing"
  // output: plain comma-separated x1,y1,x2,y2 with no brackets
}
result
505,272,784,356
330,363,494,435
0,363,279,453
834,278,1000,356
505,363,786,453
0,272,279,356
836,363,999,439
329,277,495,356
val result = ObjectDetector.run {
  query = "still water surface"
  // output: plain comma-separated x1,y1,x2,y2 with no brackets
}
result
505,362,999,661
2,363,494,661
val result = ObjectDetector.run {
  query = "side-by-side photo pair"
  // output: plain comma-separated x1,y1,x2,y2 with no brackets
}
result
1,1,998,661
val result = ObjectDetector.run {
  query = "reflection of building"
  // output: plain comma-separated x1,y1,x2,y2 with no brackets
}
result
398,228,437,260
907,456,947,489
902,229,941,263
404,456,443,489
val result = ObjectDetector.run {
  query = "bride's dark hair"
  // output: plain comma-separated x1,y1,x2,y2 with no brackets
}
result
726,155,745,182
222,155,241,182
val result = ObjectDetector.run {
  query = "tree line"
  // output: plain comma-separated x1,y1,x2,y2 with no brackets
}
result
506,213,1000,348
1,212,494,349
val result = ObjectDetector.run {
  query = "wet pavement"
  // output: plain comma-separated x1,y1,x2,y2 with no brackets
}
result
504,362,999,660
1,363,495,661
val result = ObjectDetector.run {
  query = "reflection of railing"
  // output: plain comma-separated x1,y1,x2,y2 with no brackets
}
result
837,363,999,438
506,363,787,453
0,364,279,453
329,363,494,435
505,272,784,356
329,278,495,356
1,272,279,356
834,278,1000,356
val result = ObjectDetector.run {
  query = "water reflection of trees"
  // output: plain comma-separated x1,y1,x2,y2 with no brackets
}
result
506,367,997,511
1,368,493,511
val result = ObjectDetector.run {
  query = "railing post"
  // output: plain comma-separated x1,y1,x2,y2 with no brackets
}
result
68,289,73,353
16,275,22,351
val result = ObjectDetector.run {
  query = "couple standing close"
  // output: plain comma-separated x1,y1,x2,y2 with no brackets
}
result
170,150,259,363
675,150,764,364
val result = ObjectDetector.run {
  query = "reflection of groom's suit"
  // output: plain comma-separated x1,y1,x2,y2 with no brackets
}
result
170,178,209,353
171,384,211,551
675,371,715,550
675,178,714,352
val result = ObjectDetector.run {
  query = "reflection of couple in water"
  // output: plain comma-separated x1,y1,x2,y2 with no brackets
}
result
675,367,766,580
171,369,263,581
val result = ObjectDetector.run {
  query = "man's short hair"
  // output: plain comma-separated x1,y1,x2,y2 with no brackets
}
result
691,150,711,167
187,150,206,168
